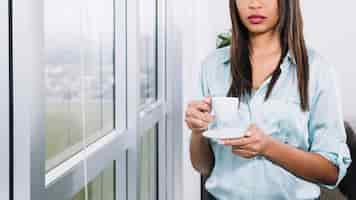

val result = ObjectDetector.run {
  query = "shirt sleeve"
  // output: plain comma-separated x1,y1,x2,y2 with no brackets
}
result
197,59,210,100
308,59,352,189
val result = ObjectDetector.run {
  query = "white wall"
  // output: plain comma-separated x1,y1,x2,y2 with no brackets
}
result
301,1,356,125
181,0,229,200
182,1,356,200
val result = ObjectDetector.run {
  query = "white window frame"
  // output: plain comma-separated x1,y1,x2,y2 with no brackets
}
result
136,0,168,199
165,0,183,198
10,0,183,199
0,0,10,199
136,0,183,199
13,0,129,200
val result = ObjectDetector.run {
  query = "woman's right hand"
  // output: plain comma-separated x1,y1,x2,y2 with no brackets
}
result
185,96,215,135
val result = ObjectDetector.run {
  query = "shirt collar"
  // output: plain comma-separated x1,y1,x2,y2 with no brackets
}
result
221,46,296,70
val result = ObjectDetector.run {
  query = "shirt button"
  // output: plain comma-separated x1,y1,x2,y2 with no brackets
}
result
343,157,351,164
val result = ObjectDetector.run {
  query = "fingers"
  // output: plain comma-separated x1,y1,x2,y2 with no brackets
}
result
185,98,215,131
235,143,258,153
232,148,257,158
220,134,256,147
220,124,258,146
185,109,214,123
185,117,209,131
188,98,212,113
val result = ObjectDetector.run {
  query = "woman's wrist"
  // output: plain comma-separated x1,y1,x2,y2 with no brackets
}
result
190,130,211,151
192,129,204,136
191,130,209,142
261,136,279,158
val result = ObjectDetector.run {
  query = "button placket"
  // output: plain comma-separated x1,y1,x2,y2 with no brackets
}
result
248,74,273,123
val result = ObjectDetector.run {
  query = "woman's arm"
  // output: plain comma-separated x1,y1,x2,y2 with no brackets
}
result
190,131,215,176
186,97,215,176
221,124,339,186
263,136,338,185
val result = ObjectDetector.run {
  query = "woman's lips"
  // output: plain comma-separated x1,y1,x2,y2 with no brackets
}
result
248,15,267,24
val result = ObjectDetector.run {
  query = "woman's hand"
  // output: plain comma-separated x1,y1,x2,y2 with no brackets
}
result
185,96,215,135
187,97,216,176
220,124,274,158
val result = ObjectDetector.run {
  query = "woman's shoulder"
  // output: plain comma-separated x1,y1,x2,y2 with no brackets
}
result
306,46,338,84
306,46,341,101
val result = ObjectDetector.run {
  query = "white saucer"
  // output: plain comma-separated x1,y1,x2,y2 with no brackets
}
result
203,127,247,139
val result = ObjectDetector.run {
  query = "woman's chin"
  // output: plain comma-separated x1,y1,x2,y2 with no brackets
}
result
247,26,274,36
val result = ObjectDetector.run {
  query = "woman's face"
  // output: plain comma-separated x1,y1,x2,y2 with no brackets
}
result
235,0,280,35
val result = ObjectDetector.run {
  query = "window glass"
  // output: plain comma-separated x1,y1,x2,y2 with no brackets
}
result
72,163,116,200
139,126,157,200
45,0,115,171
139,0,157,105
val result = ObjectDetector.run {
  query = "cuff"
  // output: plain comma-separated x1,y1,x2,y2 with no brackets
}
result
314,145,351,189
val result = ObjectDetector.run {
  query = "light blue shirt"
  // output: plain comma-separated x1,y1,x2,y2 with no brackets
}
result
197,46,352,200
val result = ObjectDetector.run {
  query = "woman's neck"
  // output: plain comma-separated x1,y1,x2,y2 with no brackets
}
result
249,30,281,57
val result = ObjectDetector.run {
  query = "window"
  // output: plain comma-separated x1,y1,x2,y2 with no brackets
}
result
72,163,116,200
139,0,157,106
139,126,158,200
137,0,168,199
11,0,182,200
44,0,115,171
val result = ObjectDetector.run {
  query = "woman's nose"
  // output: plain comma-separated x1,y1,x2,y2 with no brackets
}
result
248,0,263,10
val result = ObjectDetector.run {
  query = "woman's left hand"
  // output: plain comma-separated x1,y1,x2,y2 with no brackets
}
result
220,124,274,159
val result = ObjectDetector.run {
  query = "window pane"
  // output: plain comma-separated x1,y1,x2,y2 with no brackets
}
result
139,0,157,105
45,0,83,170
72,162,116,200
84,0,115,144
45,0,115,171
139,126,157,200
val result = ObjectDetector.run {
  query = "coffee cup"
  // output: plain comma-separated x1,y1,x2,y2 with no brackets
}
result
209,97,240,129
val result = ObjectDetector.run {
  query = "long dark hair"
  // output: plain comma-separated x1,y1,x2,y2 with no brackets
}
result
228,0,310,111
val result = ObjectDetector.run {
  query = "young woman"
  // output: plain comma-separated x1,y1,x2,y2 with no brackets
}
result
185,0,352,199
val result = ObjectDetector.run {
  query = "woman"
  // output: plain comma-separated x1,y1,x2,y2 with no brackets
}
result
185,0,352,199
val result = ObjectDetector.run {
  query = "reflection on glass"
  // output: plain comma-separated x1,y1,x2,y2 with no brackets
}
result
139,127,157,200
72,163,116,200
139,0,157,105
45,0,115,171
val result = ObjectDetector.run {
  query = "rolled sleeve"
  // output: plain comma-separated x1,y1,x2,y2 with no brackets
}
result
308,62,352,189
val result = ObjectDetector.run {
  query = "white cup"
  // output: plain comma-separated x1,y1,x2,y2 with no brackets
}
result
210,97,240,129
